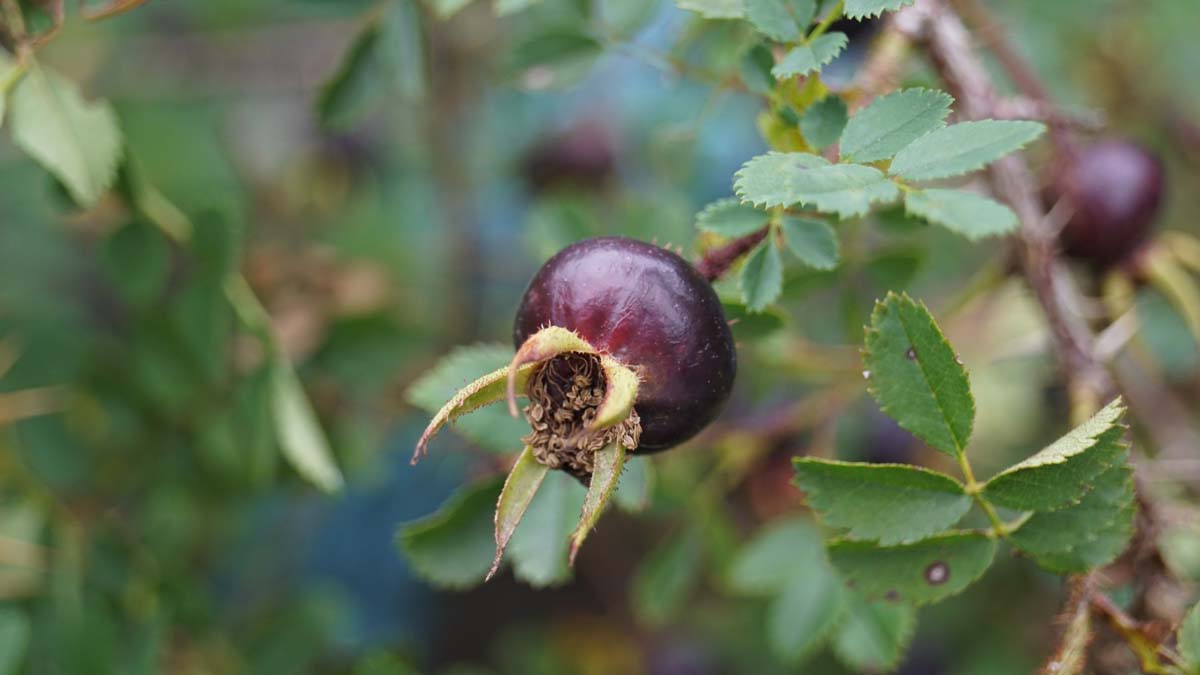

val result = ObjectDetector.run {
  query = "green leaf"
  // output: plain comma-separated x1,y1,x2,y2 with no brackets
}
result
740,44,777,94
0,53,16,128
722,301,786,339
425,0,474,18
864,292,975,457
696,198,769,237
1008,461,1135,574
495,0,543,14
844,0,915,20
631,527,704,627
838,88,953,163
102,220,170,306
904,188,1019,240
800,96,848,150
780,216,839,270
508,470,586,587
9,62,123,207
320,0,423,123
828,532,997,605
832,592,917,672
888,120,1046,181
734,152,899,217
398,477,503,589
793,458,971,545
1178,602,1200,672
0,607,30,675
740,240,784,312
613,458,653,512
490,446,549,580
984,399,1127,512
728,518,825,593
770,565,843,663
744,0,816,42
676,0,745,18
771,32,848,79
506,29,603,89
406,344,531,454
569,443,626,562
271,358,344,492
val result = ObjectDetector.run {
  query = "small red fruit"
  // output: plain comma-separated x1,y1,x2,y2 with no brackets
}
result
514,236,737,453
1053,139,1166,268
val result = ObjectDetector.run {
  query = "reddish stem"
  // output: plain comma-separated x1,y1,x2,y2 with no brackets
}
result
696,226,770,282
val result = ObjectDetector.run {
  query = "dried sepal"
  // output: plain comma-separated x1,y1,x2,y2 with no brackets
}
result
506,326,597,417
488,446,548,581
569,441,627,565
591,356,640,432
411,361,536,464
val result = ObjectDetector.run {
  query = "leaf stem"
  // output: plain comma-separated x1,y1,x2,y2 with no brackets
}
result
956,452,1008,538
807,0,844,42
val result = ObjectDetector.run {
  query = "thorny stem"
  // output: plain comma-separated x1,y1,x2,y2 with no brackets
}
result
896,0,1179,669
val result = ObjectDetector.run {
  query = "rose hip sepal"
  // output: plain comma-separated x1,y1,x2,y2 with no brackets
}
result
411,237,736,580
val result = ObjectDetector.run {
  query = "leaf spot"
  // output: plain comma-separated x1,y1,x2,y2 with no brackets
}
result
905,346,916,360
924,561,949,585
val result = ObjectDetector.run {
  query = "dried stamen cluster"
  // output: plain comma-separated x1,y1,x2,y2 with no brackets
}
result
523,352,641,477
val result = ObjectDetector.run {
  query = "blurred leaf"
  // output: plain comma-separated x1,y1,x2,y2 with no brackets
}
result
769,564,842,663
426,0,475,19
676,0,744,18
696,198,768,237
793,459,971,545
496,0,543,14
614,457,653,512
631,527,703,626
888,120,1045,181
799,96,847,150
398,477,503,588
9,62,122,207
740,44,776,94
904,189,1019,240
838,88,952,163
728,517,824,593
828,532,996,605
1008,461,1135,574
744,0,816,42
863,292,974,458
116,158,192,242
728,518,842,662
771,32,847,79
865,245,922,288
354,652,421,675
406,344,531,453
0,607,30,675
0,54,15,128
1178,602,1200,672
735,152,899,218
844,0,914,19
507,28,602,89
739,240,783,312
722,301,786,339
983,399,1126,512
318,1,426,128
832,592,916,672
509,471,585,587
271,359,344,492
491,447,549,580
597,0,660,38
101,221,169,307
780,216,838,270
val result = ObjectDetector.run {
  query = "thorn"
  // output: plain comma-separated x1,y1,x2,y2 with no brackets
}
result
727,318,740,326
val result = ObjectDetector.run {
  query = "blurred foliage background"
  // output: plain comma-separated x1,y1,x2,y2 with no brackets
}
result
0,0,1199,673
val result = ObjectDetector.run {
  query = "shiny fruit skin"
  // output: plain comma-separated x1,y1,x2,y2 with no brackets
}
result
1056,140,1165,268
514,237,736,452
